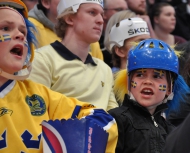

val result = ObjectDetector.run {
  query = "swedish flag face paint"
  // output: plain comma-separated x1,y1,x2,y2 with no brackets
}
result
154,69,165,77
0,34,11,42
131,81,137,88
159,85,167,91
24,40,28,48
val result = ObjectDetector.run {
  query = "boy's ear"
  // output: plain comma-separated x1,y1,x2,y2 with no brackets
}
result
115,46,126,58
41,0,50,9
64,15,74,26
166,87,171,96
154,16,159,24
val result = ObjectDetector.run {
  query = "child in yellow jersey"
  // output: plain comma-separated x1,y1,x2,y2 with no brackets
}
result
0,1,118,152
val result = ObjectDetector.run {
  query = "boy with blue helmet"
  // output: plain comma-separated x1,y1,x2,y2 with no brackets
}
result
108,38,190,153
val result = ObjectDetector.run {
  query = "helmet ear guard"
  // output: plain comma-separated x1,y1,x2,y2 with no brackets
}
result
57,0,103,18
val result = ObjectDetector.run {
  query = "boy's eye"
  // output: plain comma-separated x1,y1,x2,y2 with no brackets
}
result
21,31,27,36
1,26,9,31
136,73,143,77
153,75,162,79
89,11,96,15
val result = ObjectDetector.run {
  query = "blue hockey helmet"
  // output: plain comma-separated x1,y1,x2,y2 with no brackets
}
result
127,38,179,76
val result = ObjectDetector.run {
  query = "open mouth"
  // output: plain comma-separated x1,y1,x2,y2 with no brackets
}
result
141,88,154,95
10,46,23,56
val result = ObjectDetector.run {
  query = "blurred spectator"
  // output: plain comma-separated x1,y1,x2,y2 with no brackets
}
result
126,0,156,38
103,0,128,35
29,0,119,112
28,0,104,60
126,0,147,15
149,2,187,45
167,41,190,126
172,0,190,40
21,0,38,11
103,10,136,71
100,0,128,67
105,16,150,73
163,96,190,153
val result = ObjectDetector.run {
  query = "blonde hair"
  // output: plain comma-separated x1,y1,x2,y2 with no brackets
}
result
104,9,136,52
54,7,75,39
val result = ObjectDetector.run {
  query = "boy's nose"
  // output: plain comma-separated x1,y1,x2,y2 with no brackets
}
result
14,30,25,41
97,14,104,25
143,79,153,85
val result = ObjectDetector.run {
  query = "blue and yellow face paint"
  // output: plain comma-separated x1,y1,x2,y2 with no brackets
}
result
159,85,167,91
0,34,11,42
131,81,137,88
24,40,28,48
154,69,165,77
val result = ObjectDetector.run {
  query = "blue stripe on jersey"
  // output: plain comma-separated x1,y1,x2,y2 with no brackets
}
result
71,105,82,118
0,80,13,92
84,109,115,130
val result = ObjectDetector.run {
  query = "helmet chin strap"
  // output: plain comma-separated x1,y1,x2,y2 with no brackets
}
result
163,92,174,103
0,67,30,80
129,91,136,101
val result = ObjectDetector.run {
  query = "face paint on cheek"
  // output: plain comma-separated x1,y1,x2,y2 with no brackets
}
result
154,69,165,77
0,34,11,42
131,80,137,88
159,84,167,91
24,40,28,48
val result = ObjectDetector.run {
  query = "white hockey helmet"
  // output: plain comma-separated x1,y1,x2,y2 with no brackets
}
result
57,0,103,18
108,17,150,51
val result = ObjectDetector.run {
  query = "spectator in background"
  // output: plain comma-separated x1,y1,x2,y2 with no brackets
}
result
126,0,156,38
28,0,104,60
163,96,190,153
21,0,38,11
103,0,128,36
171,0,190,41
167,41,190,126
29,0,119,111
149,2,187,45
100,0,128,67
104,14,150,73
126,0,147,15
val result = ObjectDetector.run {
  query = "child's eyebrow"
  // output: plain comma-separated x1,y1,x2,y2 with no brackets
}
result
0,20,26,27
0,20,14,24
